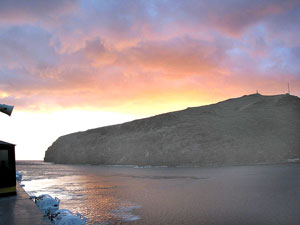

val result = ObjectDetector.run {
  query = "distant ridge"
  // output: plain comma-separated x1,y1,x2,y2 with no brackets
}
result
44,94,300,166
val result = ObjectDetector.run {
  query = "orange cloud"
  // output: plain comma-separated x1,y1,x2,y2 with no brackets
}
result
117,37,230,77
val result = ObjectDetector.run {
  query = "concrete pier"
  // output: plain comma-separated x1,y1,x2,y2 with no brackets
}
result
0,183,51,225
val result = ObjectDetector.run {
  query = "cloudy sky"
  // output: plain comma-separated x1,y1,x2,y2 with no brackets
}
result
1,0,300,159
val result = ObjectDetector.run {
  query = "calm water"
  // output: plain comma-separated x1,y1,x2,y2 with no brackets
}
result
16,161,300,225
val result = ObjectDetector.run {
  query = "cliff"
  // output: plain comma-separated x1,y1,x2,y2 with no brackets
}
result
44,94,300,166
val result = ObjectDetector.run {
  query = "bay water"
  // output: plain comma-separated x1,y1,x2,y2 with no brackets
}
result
16,161,300,225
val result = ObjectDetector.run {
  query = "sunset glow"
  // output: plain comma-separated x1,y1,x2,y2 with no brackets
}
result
1,0,300,159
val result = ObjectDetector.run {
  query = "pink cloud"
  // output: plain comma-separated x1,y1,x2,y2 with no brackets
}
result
1,0,300,114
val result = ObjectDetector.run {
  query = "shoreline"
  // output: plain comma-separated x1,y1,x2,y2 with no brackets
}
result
17,159,300,169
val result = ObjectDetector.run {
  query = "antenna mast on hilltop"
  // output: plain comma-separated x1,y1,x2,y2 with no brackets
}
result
288,83,290,95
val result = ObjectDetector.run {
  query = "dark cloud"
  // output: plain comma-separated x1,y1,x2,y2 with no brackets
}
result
164,0,300,36
0,0,78,24
0,26,58,68
68,38,109,65
264,2,300,46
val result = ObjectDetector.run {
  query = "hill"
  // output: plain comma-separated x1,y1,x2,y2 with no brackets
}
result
44,94,300,166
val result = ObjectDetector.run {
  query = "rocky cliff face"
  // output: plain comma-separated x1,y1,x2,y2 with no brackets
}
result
44,94,300,166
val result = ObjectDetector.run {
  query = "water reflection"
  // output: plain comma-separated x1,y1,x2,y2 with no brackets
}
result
18,162,141,224
22,176,119,224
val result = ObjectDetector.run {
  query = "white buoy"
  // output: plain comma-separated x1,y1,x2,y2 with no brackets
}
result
51,209,87,225
33,194,60,216
16,171,22,183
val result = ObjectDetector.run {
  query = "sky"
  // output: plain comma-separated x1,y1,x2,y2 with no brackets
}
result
0,0,300,160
